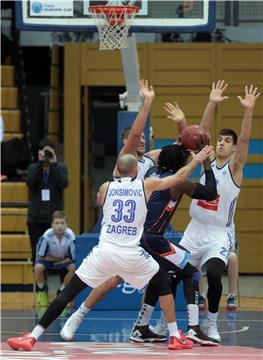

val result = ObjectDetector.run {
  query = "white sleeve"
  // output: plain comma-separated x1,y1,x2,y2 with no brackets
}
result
37,236,49,257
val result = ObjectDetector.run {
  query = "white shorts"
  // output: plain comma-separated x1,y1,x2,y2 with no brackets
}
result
179,220,232,273
75,244,159,290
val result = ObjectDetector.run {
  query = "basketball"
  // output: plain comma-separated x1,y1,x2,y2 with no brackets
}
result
180,125,206,151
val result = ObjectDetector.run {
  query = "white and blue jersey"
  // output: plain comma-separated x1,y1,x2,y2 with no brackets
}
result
113,155,155,181
180,160,240,270
37,228,75,261
76,177,159,290
137,155,155,180
190,160,240,229
100,177,148,248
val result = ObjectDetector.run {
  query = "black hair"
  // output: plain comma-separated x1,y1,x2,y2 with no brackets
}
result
39,139,55,150
218,129,238,145
158,144,190,174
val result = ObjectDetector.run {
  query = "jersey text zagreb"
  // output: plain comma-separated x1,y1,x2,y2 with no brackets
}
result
106,224,137,235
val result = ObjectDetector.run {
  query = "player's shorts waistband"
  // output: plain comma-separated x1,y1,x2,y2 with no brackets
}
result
190,219,228,233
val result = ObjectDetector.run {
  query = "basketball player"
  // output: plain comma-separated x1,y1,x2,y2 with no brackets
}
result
59,78,187,343
67,77,184,334
178,83,261,342
7,149,213,352
129,141,219,346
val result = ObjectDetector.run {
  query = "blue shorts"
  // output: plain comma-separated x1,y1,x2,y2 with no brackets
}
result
35,260,71,271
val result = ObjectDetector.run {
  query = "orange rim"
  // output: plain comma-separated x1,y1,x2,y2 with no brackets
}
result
89,5,139,16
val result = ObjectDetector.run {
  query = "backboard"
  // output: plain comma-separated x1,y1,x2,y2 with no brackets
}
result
16,1,216,33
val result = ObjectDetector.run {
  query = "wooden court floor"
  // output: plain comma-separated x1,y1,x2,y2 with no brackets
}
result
1,276,263,359
1,292,262,311
1,307,263,359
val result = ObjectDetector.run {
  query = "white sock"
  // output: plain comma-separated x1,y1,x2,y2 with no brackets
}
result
207,311,218,322
228,293,236,298
167,321,180,337
135,303,155,326
59,283,66,291
30,325,45,340
73,302,91,319
187,304,199,326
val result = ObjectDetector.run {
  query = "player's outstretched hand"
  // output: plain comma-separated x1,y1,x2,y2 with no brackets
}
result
191,145,214,164
237,85,261,110
209,80,229,105
164,101,186,124
139,79,155,102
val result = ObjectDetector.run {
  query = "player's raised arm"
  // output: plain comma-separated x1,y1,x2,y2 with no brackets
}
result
200,80,229,132
118,79,155,158
164,101,188,134
144,145,213,197
230,85,261,184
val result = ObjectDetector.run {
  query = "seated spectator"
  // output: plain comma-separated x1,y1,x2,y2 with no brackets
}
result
34,210,75,306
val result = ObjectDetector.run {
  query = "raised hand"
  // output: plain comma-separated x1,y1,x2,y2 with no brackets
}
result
191,145,214,164
164,101,186,123
209,80,229,105
237,85,261,110
139,79,155,101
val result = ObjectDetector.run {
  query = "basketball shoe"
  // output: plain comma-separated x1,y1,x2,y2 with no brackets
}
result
168,330,193,350
202,319,221,343
129,325,167,343
38,290,48,307
60,311,85,341
185,326,219,346
7,332,36,351
227,295,238,311
149,318,169,337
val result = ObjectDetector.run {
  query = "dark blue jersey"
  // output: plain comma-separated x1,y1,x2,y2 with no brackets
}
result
144,165,183,234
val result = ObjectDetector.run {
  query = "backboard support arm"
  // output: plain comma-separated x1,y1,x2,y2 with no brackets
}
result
120,33,142,111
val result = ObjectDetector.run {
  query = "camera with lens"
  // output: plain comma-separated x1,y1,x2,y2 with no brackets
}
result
44,149,53,159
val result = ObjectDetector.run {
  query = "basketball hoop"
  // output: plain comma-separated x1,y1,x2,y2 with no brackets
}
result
89,5,139,50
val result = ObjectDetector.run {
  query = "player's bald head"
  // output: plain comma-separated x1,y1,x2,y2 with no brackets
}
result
117,154,137,176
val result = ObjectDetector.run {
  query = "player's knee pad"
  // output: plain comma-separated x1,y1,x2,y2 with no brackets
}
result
206,258,226,280
144,283,159,307
149,268,172,297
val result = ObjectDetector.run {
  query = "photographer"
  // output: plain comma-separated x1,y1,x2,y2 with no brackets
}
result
26,139,69,264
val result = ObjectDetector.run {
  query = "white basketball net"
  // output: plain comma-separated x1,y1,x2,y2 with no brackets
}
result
89,6,139,51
